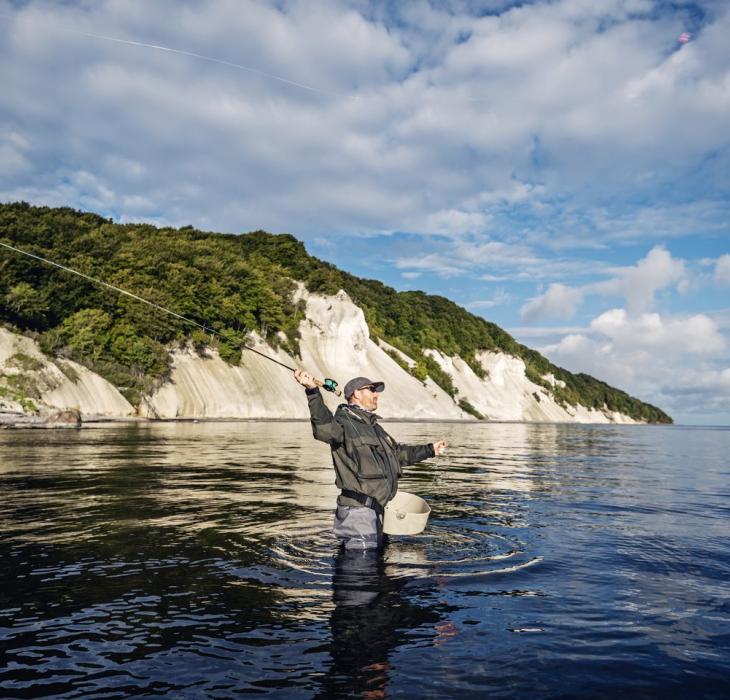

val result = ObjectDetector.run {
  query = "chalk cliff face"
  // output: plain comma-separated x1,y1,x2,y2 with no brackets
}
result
1,289,637,423
140,287,465,420
425,349,636,424
0,328,134,418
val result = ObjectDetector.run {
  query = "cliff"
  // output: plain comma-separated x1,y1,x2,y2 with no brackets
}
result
0,202,669,424
0,327,134,419
2,288,635,423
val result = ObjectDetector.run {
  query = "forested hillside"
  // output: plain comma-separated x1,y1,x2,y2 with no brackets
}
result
0,202,671,422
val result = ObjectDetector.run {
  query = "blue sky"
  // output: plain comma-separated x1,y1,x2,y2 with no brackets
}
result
1,0,729,424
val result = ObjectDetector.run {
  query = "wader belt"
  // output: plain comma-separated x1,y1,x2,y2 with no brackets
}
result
340,489,384,517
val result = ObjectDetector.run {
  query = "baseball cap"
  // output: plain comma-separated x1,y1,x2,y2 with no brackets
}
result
344,376,385,398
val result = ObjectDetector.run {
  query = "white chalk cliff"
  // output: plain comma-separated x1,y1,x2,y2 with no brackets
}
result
1,289,637,423
138,287,463,420
0,327,134,418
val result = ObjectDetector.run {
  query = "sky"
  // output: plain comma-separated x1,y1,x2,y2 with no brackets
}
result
1,0,729,425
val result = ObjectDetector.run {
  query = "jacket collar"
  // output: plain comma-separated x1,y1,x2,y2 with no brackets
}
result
338,403,381,423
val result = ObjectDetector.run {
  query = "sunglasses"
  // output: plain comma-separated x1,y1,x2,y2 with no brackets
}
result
361,384,379,392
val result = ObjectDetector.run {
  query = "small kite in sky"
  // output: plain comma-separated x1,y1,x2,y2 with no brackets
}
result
678,32,692,44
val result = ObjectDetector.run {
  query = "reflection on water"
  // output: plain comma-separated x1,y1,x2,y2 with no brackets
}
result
316,548,441,699
1,421,729,698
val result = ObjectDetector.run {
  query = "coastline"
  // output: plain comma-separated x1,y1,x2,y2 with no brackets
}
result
2,411,666,428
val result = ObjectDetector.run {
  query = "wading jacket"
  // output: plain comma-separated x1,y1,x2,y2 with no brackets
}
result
305,388,435,509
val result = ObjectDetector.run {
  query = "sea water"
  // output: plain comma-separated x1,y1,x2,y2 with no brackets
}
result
1,421,728,698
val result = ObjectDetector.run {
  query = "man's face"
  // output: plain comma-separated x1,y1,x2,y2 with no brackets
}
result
351,384,380,411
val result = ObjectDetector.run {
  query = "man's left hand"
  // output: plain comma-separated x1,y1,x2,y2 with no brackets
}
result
432,440,448,456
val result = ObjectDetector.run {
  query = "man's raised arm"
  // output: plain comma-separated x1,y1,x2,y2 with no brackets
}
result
294,369,344,445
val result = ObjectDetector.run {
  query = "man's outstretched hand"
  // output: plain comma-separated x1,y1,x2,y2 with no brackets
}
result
294,368,318,389
432,440,448,456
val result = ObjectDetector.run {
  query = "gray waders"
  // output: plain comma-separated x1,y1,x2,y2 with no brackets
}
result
334,490,385,550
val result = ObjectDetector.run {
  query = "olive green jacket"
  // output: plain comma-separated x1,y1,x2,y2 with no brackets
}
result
305,388,435,509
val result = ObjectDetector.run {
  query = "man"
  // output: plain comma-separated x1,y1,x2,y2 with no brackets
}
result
295,369,447,550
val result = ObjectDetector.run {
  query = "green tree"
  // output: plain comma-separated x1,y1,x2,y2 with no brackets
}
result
56,308,112,362
4,282,49,324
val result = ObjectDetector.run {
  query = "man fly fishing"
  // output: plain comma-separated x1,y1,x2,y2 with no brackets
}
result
295,369,447,550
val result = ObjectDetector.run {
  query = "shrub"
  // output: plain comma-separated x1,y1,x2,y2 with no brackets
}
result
458,399,484,419
7,352,44,372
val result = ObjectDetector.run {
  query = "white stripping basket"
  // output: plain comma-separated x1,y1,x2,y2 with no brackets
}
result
383,491,431,535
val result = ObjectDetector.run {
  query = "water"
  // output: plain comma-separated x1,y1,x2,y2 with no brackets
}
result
1,421,729,699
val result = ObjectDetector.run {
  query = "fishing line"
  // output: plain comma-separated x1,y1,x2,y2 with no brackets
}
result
0,239,299,374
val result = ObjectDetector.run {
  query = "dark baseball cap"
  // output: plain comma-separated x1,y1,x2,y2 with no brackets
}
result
344,376,385,398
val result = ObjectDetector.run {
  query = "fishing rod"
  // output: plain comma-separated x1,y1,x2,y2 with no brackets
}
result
0,239,341,396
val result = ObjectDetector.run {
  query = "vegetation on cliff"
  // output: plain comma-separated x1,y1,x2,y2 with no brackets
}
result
0,202,671,422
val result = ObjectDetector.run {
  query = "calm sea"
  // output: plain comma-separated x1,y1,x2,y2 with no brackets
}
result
1,421,728,699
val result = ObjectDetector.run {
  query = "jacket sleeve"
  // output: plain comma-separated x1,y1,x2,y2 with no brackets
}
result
305,387,345,445
395,442,435,466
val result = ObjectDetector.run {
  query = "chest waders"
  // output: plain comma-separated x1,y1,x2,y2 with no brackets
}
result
331,410,392,549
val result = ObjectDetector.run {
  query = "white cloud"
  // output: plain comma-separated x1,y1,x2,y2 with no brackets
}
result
392,235,546,279
0,0,728,240
715,254,730,285
540,307,729,420
519,245,688,321
520,283,584,322
589,308,725,356
591,245,687,312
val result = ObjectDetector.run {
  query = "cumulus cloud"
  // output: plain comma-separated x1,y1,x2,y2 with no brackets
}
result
519,245,688,321
545,309,727,368
591,246,687,313
539,308,729,421
516,244,728,420
589,308,725,355
520,283,584,322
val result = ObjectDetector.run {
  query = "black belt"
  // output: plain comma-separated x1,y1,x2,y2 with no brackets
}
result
340,489,384,516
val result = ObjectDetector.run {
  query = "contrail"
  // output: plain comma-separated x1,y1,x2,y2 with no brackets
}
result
0,11,348,98
72,29,334,96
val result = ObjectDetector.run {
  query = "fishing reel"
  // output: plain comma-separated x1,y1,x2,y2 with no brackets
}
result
322,378,339,393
